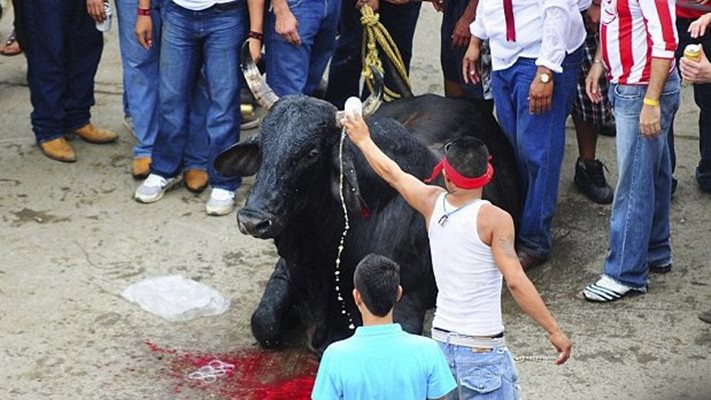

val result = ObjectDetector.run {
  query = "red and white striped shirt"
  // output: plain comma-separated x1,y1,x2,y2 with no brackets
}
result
600,0,678,84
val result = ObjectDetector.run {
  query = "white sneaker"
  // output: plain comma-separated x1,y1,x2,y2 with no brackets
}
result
206,188,235,216
134,173,180,203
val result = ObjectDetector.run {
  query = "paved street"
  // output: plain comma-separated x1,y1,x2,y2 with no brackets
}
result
0,7,709,400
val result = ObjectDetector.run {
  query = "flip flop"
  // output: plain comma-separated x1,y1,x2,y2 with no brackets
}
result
0,30,22,56
582,275,643,303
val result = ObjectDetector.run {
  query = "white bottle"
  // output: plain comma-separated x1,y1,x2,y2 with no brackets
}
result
344,96,363,119
95,2,113,33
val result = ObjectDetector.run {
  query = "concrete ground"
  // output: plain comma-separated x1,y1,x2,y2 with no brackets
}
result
1,7,709,400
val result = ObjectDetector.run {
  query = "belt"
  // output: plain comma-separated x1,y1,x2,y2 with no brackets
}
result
431,328,506,352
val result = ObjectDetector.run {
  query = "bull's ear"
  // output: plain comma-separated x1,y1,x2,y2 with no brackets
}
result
214,138,262,177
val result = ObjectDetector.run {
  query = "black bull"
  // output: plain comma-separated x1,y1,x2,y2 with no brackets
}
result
215,94,522,352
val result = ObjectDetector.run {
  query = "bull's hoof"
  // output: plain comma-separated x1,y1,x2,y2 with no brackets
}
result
251,311,284,349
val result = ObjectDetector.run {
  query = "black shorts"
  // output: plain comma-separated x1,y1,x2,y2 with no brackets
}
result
440,0,488,100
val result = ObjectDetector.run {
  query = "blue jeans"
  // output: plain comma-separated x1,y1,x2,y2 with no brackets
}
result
437,342,520,400
325,0,421,108
20,0,103,142
151,0,243,190
603,72,680,290
491,48,582,258
116,0,209,166
265,0,340,96
116,0,162,158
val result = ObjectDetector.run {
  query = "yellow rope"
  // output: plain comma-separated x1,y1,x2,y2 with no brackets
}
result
359,5,411,101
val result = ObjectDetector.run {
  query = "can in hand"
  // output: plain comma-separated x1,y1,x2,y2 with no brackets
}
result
684,44,702,63
95,2,113,33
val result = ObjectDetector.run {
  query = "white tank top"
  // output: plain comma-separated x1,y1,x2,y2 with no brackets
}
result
428,193,504,336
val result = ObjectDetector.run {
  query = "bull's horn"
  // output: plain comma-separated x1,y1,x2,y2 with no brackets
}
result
335,66,384,126
241,40,279,110
362,66,384,117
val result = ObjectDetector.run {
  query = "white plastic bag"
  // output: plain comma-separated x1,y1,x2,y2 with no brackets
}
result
121,275,230,321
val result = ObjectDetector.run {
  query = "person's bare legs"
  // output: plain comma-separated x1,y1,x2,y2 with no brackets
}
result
572,113,614,204
573,113,598,160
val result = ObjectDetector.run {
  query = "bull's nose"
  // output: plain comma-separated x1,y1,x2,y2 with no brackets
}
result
237,209,275,239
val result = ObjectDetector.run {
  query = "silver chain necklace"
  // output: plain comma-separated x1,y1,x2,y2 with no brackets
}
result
438,194,480,226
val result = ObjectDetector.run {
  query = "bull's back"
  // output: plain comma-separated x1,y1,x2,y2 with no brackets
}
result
374,94,523,226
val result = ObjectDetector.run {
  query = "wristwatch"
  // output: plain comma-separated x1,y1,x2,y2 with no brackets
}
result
539,72,551,84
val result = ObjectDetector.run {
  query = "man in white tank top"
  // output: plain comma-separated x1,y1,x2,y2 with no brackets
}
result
342,113,572,399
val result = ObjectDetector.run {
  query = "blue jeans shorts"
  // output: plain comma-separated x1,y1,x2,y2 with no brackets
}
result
437,339,520,399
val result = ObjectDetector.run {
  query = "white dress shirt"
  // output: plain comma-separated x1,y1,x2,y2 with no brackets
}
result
470,0,586,73
578,0,592,11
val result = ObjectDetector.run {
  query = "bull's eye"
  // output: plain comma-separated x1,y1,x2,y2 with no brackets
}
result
307,148,319,159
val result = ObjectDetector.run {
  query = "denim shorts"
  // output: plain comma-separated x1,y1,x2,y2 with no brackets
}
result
437,341,520,400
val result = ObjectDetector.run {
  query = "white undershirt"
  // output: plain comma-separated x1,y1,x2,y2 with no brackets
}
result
428,194,504,337
172,0,235,11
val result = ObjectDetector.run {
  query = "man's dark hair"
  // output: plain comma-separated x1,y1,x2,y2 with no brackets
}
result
445,136,490,178
353,254,401,317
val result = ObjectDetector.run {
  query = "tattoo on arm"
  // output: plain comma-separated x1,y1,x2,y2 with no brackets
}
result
498,234,518,261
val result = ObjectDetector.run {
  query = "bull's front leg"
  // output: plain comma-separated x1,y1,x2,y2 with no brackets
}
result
251,258,297,348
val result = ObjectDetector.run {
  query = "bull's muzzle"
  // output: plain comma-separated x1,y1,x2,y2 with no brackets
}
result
237,208,278,239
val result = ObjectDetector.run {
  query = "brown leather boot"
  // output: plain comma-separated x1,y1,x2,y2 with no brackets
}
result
184,169,209,193
39,137,76,162
131,157,151,180
72,123,118,143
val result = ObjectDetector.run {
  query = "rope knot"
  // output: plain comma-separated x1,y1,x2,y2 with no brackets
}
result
358,4,411,100
359,6,380,26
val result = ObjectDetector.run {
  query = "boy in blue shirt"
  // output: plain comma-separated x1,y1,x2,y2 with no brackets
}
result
312,254,456,400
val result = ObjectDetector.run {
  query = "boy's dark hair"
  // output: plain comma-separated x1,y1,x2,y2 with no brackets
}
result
445,136,490,178
353,254,401,317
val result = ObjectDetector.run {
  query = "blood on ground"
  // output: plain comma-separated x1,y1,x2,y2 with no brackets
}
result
144,339,318,400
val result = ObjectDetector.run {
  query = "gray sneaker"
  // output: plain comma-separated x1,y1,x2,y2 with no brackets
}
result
134,173,180,203
206,188,235,216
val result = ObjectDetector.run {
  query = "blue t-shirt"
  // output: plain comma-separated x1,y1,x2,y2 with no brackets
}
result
311,323,456,400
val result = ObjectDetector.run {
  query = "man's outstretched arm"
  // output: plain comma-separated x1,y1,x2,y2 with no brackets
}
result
342,113,443,221
488,207,572,364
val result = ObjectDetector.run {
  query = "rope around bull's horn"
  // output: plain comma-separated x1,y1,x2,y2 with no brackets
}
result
360,5,411,102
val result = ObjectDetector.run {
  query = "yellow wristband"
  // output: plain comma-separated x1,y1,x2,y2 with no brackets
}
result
643,97,659,107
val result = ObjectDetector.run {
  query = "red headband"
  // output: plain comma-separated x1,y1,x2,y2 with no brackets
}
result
424,156,494,189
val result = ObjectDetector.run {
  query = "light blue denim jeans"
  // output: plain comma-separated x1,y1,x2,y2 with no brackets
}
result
265,0,341,96
602,71,680,289
151,0,242,190
491,47,583,259
116,0,208,169
116,0,162,158
437,341,520,400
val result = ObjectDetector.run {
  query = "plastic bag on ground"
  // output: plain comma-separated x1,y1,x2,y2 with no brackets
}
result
121,274,230,321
